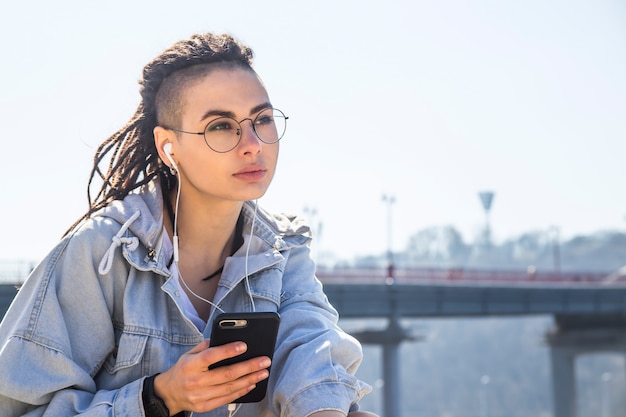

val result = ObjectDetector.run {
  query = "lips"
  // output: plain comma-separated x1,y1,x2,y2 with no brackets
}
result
233,165,267,182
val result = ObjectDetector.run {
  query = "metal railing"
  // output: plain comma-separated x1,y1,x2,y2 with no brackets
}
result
1,260,623,286
316,266,621,286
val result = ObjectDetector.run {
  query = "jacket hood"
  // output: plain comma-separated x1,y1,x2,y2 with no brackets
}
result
98,181,165,252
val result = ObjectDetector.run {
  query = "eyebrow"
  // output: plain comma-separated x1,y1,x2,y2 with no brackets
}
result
199,102,272,122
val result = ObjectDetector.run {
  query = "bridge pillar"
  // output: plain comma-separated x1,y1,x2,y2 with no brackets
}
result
546,313,626,417
549,344,576,417
351,316,421,417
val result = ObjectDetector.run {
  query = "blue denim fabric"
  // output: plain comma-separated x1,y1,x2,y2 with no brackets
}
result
0,182,371,416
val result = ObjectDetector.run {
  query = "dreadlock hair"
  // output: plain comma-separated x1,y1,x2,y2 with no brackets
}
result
66,33,254,235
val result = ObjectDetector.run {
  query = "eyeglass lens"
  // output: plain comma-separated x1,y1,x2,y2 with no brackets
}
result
203,108,287,153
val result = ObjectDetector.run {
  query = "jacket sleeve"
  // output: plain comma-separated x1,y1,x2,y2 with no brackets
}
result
269,242,372,417
0,226,145,417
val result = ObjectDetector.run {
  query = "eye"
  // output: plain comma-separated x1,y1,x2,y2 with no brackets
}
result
207,117,238,132
255,114,274,126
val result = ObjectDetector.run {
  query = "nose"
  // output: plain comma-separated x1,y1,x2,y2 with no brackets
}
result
237,118,262,154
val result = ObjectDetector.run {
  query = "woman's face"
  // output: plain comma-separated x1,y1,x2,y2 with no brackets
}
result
165,67,279,205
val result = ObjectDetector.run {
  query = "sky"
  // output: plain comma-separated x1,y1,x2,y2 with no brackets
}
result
1,0,625,263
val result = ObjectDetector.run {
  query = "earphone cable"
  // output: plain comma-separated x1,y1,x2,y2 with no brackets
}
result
244,201,259,312
173,176,182,263
171,173,224,313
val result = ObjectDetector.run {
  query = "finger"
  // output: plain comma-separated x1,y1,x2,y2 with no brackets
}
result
179,359,271,413
198,369,269,409
191,384,258,414
182,367,267,413
201,341,248,369
209,356,271,385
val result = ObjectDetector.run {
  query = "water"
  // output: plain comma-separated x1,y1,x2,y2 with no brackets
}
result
341,316,626,417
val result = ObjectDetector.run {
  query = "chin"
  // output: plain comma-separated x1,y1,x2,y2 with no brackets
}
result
242,186,270,202
248,190,268,201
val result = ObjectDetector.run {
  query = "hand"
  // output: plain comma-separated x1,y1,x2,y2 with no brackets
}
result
153,339,271,415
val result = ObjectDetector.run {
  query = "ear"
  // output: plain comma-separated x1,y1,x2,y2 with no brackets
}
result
154,126,177,170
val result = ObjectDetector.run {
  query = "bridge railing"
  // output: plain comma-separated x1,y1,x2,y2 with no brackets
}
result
316,266,621,286
1,260,623,286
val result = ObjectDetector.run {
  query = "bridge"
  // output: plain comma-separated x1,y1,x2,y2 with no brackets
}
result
316,267,626,417
319,269,626,318
2,265,626,417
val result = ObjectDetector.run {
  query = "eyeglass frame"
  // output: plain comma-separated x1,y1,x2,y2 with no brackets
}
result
161,107,288,153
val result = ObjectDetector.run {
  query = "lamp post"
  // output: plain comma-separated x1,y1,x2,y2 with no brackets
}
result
382,194,396,283
303,206,321,262
478,191,494,247
549,226,561,273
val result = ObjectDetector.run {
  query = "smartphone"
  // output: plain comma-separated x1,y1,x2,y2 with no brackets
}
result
208,312,281,403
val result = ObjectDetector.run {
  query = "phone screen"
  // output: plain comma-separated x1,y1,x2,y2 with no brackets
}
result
208,312,280,403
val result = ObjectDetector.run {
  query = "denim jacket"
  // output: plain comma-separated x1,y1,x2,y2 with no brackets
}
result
0,182,371,416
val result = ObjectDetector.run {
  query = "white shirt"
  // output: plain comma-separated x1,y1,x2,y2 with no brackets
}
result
162,227,208,332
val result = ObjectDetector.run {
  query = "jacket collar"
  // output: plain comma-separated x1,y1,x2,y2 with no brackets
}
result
93,181,311,277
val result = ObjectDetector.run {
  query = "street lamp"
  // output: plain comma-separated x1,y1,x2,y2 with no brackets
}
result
303,206,322,262
478,191,494,247
549,226,561,273
382,194,396,283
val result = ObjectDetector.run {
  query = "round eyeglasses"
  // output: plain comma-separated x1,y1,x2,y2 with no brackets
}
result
164,107,288,153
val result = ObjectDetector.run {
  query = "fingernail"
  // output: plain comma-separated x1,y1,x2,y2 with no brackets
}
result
235,342,247,352
260,358,271,368
258,370,269,381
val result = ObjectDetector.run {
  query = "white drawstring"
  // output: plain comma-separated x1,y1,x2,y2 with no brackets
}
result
98,211,141,275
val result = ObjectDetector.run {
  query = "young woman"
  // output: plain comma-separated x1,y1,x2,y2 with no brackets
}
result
0,33,377,417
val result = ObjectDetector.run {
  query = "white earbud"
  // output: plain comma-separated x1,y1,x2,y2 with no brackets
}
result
163,142,180,261
163,143,178,173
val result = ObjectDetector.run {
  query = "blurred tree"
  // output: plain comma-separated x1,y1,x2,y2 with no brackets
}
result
405,225,470,267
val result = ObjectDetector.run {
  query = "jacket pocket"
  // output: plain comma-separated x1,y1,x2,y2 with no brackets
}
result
247,266,282,309
103,331,148,374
